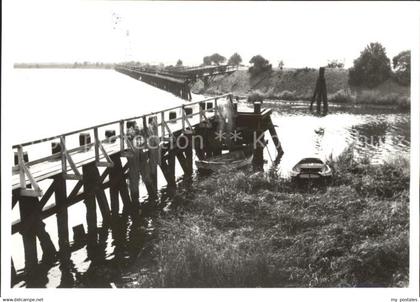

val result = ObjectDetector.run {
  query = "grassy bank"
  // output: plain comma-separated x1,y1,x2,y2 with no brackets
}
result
192,69,410,109
130,149,409,288
328,88,410,110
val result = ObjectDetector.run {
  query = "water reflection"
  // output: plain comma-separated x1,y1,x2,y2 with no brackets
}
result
265,102,410,176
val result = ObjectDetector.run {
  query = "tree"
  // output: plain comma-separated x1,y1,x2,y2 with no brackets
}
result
348,42,391,88
228,53,242,66
176,59,183,67
392,50,410,86
203,56,212,66
248,55,272,76
327,59,344,69
209,53,226,65
278,60,284,70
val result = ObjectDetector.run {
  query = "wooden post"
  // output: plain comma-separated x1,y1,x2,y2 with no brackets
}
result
167,148,176,187
126,121,141,209
11,259,17,284
82,162,98,259
138,150,157,199
14,152,57,274
79,133,99,257
253,102,264,171
182,105,186,131
52,146,71,261
109,155,120,217
148,116,159,193
95,177,112,225
185,132,193,176
119,121,125,152
199,101,205,123
267,118,284,163
80,133,111,225
254,101,262,114
310,67,328,115
109,154,133,215
17,192,38,275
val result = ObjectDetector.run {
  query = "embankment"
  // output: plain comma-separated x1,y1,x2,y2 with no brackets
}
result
192,68,410,108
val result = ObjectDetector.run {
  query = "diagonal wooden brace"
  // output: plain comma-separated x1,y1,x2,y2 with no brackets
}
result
60,136,83,180
182,108,193,134
17,146,43,197
94,127,114,168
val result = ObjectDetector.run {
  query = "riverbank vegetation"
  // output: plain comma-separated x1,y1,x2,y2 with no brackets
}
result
192,43,410,109
128,148,409,287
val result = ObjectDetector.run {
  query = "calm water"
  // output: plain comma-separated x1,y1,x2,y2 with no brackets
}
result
262,101,410,177
10,69,410,288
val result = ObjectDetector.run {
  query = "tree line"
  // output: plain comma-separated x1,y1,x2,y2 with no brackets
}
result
174,42,410,87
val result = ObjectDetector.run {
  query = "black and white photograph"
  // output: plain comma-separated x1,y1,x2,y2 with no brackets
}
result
1,1,419,301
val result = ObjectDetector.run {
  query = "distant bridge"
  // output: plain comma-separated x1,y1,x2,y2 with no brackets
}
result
115,64,238,100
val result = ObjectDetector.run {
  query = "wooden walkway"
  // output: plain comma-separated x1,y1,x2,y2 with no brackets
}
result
12,94,229,194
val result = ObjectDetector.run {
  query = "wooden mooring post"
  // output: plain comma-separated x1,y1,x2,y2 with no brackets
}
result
310,67,328,114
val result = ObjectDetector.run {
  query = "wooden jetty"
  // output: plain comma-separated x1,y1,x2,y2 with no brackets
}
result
11,92,283,282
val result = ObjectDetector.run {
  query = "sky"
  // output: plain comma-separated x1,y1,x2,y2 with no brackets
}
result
4,1,418,68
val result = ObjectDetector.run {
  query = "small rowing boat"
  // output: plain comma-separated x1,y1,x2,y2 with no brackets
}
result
195,149,253,173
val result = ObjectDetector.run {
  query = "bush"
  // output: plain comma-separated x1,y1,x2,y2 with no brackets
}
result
329,89,356,104
392,50,410,86
249,55,272,77
228,53,242,66
348,42,391,88
277,90,296,100
354,91,410,109
247,92,264,103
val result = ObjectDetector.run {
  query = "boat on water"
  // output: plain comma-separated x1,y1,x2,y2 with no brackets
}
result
290,157,332,180
195,149,253,173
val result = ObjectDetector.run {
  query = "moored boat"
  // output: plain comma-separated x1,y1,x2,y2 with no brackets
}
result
195,149,253,172
290,157,332,180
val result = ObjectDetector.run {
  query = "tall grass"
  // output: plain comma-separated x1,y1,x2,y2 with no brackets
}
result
133,149,409,288
328,89,410,110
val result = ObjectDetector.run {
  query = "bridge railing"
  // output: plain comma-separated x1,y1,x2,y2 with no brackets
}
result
12,93,233,194
116,64,238,80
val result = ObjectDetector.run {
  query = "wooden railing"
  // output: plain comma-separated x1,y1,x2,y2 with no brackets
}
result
116,64,238,80
12,93,233,195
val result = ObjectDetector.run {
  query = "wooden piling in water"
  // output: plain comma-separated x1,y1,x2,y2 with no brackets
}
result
51,145,70,261
126,121,141,208
109,153,134,215
14,152,57,275
167,148,176,187
253,101,264,170
310,67,328,114
11,259,17,283
82,162,98,258
54,175,70,260
17,192,38,275
109,156,121,217
184,133,193,176
147,116,159,194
